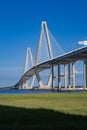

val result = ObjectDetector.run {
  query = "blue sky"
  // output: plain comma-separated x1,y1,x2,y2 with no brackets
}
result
0,0,87,87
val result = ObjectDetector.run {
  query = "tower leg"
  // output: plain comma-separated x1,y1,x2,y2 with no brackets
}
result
35,68,43,88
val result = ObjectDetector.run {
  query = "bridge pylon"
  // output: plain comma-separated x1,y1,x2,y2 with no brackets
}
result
35,21,53,64
21,48,35,89
35,21,53,88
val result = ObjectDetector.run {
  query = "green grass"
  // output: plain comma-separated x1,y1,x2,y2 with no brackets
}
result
0,92,87,129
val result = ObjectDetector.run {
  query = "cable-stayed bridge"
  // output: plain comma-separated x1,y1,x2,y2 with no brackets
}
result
14,21,87,90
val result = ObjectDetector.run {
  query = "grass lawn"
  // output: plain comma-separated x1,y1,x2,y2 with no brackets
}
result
0,92,87,129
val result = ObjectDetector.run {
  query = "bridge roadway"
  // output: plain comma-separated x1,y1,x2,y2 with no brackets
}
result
14,46,87,89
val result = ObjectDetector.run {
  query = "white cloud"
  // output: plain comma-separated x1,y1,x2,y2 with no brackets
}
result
78,41,87,45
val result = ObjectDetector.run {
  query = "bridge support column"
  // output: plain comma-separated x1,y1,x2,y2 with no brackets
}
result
72,62,75,89
18,84,22,89
84,58,87,89
22,82,28,89
68,62,76,89
64,64,67,90
68,63,71,89
58,64,61,90
52,64,54,89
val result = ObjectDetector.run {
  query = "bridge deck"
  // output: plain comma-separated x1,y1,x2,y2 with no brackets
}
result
15,46,87,88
